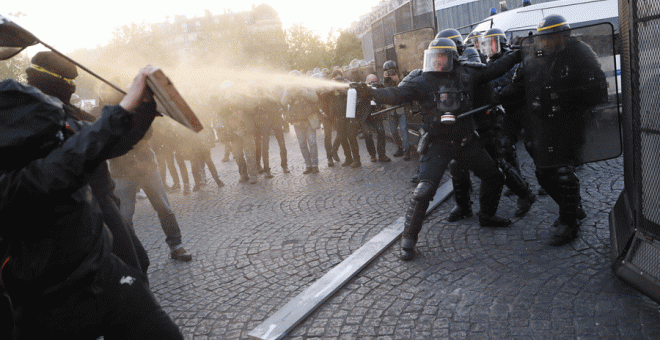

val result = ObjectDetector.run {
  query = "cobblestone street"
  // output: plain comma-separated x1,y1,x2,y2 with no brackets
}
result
131,128,660,339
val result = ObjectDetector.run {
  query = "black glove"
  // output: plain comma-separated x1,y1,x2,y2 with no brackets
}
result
489,83,503,104
349,82,374,100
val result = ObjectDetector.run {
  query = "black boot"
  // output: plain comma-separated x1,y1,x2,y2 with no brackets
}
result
400,238,416,261
393,147,404,157
514,194,536,217
448,161,472,222
448,205,473,222
478,169,510,227
499,159,535,216
400,182,433,261
550,220,579,246
478,213,512,227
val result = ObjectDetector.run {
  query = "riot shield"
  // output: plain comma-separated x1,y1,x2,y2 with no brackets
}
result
521,23,621,168
393,27,435,77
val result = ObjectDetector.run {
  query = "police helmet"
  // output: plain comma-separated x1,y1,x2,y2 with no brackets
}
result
435,29,465,53
482,28,508,58
537,14,570,34
465,31,483,49
383,60,397,76
349,59,361,69
459,47,482,63
313,67,321,74
289,70,302,77
422,38,458,73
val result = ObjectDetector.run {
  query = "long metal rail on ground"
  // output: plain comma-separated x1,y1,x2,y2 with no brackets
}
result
248,181,454,340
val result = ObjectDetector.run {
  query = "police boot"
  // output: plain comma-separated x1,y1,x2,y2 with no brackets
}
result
447,169,473,222
401,181,434,261
550,217,579,246
514,194,536,217
478,170,511,227
393,147,404,157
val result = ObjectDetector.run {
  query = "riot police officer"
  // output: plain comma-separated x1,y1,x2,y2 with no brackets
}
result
495,14,602,245
447,28,536,223
438,28,483,64
435,28,465,55
465,31,488,64
359,38,522,261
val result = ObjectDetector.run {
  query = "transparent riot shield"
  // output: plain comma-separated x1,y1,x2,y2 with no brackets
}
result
393,27,435,76
521,23,621,168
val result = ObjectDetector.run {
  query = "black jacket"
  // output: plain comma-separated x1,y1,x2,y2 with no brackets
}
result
0,105,150,305
372,51,521,141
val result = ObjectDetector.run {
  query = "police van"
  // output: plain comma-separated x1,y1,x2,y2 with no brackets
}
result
468,0,619,41
466,0,621,93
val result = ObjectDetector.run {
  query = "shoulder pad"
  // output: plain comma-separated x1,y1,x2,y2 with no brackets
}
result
399,69,423,87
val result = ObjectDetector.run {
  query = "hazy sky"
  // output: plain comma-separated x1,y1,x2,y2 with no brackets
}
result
5,0,380,54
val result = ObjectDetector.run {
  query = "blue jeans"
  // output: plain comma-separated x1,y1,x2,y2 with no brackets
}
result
114,167,182,250
293,121,318,167
388,113,409,149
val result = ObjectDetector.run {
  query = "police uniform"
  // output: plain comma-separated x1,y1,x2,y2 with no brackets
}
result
448,29,536,222
496,15,604,245
368,38,522,260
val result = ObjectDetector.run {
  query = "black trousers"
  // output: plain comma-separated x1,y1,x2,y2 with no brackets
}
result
419,137,504,216
11,254,182,340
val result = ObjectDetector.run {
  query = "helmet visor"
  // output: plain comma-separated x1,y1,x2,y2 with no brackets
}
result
482,35,502,58
466,33,483,49
422,48,454,72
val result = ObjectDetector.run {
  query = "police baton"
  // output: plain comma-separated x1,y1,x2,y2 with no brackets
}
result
370,104,404,116
454,104,493,121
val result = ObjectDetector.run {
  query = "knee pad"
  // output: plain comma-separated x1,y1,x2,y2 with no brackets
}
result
555,167,577,186
412,180,436,202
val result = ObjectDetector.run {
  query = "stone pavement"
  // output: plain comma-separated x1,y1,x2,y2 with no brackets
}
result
130,128,660,339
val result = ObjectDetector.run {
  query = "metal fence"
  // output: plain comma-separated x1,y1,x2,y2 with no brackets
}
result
609,0,660,304
632,0,660,237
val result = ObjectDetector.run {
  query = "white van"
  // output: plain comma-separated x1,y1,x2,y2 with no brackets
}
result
466,0,621,94
468,0,619,40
